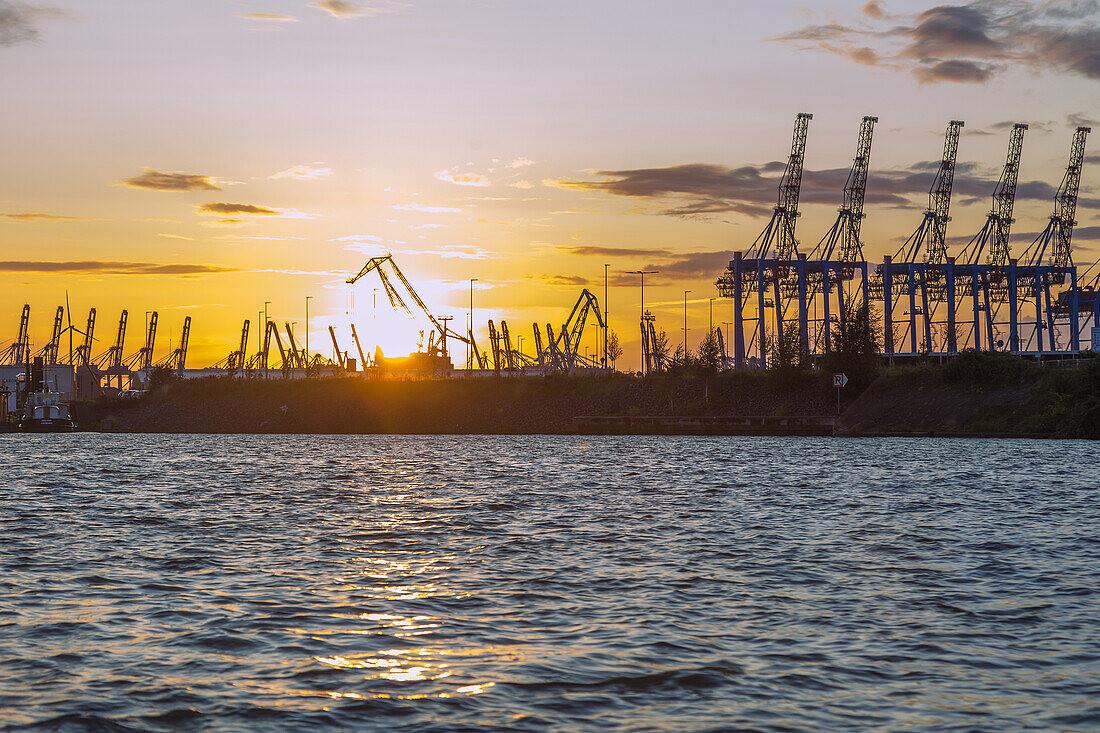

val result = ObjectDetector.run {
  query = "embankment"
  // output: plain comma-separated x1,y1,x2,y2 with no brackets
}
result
80,371,836,434
75,353,1099,437
837,353,1100,439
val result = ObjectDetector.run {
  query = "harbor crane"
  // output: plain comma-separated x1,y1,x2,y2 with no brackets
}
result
0,305,30,365
717,113,813,368
74,308,97,366
125,311,158,369
957,123,1028,350
93,310,129,388
807,115,878,353
154,316,191,370
345,254,469,358
34,306,64,364
878,120,965,355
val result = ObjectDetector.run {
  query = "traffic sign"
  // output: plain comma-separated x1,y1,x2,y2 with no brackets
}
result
832,373,848,388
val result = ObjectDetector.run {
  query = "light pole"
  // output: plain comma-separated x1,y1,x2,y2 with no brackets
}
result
627,270,658,373
468,278,478,370
305,296,312,357
722,321,733,363
603,263,609,370
683,290,691,358
709,298,715,338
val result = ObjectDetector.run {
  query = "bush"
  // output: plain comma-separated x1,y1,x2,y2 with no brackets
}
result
942,350,1035,387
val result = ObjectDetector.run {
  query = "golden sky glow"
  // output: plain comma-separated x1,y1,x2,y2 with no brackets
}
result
1,1,1097,368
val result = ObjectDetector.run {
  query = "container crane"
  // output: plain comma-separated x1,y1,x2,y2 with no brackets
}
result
808,115,877,353
125,311,158,369
35,306,64,364
155,316,190,370
717,113,813,369
0,305,30,365
880,120,965,356
74,308,97,366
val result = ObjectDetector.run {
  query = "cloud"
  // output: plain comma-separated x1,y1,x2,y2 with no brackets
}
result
559,245,675,258
332,233,384,243
435,169,491,187
392,203,462,213
554,157,1098,220
0,260,236,275
269,164,332,180
1068,112,1099,127
530,274,589,287
116,168,222,192
775,0,1100,84
236,12,298,22
0,212,100,222
197,202,279,216
156,233,195,241
0,1,66,46
913,59,996,84
311,0,364,17
507,157,536,168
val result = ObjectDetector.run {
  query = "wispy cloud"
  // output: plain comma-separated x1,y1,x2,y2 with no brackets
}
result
310,0,406,19
553,157,1098,219
0,260,236,274
0,1,67,47
236,12,298,22
392,203,462,213
0,212,101,222
435,169,491,187
507,157,536,169
269,164,332,180
529,274,589,287
116,168,223,192
775,0,1100,84
197,202,280,216
156,233,195,241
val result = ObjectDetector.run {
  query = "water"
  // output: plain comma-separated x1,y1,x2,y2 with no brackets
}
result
1,435,1098,731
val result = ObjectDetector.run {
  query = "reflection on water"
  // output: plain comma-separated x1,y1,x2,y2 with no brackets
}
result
0,434,1098,731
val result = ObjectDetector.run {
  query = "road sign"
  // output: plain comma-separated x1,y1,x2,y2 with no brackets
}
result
832,373,848,388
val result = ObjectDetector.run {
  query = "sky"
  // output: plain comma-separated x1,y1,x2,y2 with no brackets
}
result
1,0,1098,369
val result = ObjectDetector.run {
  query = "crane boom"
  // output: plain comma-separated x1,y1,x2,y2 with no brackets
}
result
812,115,878,262
1022,126,1091,268
750,113,812,259
349,323,368,368
895,120,964,264
962,123,1027,265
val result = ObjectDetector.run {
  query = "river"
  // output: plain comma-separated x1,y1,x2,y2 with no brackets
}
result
1,435,1098,731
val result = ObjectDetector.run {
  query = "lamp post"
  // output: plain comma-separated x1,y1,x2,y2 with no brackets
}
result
305,296,312,358
722,321,733,364
709,298,715,338
683,290,692,358
468,278,478,371
627,270,658,373
603,263,609,370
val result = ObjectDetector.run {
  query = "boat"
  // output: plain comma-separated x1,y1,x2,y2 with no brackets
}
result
18,390,76,432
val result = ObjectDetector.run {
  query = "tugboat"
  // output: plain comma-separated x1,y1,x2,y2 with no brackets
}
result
18,390,76,432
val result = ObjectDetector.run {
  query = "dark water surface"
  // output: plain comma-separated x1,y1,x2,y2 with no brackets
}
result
1,435,1098,731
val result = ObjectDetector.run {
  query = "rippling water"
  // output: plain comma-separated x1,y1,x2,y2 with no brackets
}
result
1,435,1099,731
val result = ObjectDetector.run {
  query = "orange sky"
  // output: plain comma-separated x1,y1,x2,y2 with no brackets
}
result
1,0,1097,368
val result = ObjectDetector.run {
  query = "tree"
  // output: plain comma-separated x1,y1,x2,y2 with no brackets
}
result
606,329,623,368
823,295,881,386
697,327,722,372
651,327,671,370
766,322,804,372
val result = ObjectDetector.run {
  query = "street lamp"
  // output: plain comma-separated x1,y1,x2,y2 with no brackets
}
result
683,290,692,357
603,263,609,370
468,278,478,371
709,298,715,338
305,296,313,357
627,270,658,374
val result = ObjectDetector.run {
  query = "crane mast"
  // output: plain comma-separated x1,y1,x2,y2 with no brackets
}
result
76,308,96,365
962,123,1027,266
894,121,964,264
1,305,31,365
747,113,812,260
1023,126,1090,269
812,115,877,263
